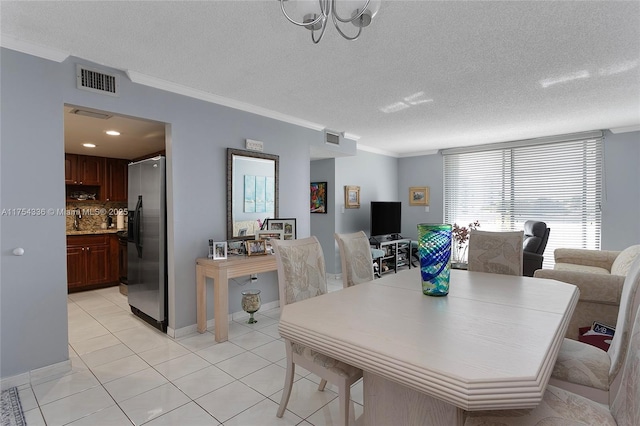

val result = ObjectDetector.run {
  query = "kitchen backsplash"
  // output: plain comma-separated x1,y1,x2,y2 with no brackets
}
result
66,201,128,232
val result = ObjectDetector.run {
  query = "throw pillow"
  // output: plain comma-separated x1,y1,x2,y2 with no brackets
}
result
611,245,640,276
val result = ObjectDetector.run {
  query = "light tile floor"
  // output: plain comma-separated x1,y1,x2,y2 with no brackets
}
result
18,278,364,425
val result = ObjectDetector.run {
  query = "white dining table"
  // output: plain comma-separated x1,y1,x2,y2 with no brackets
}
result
278,268,579,425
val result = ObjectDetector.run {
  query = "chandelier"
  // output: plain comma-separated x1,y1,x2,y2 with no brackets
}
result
279,0,381,44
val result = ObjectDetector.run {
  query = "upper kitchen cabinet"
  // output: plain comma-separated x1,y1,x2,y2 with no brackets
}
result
65,154,104,185
105,158,129,202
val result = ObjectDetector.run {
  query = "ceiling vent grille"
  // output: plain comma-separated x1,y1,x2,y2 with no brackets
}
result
76,64,119,96
325,130,341,145
69,108,113,120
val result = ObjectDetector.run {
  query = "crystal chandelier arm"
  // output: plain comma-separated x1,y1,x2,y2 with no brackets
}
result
331,13,363,41
331,0,371,23
279,0,326,27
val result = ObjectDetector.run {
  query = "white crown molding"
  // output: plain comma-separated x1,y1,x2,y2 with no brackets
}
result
357,143,400,158
610,125,640,134
0,34,69,62
399,149,439,158
126,70,326,132
342,132,361,141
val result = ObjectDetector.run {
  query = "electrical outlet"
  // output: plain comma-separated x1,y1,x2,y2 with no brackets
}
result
245,139,263,152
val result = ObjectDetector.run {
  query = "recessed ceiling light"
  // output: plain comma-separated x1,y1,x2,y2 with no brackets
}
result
105,130,120,136
82,143,96,148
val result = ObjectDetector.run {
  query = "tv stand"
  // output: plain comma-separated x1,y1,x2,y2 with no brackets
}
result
369,235,411,275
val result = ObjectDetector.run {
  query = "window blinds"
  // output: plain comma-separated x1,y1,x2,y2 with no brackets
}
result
443,134,603,268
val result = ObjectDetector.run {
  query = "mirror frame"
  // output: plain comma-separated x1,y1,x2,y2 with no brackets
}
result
227,148,279,241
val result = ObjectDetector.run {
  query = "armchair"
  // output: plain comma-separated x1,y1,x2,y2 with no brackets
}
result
522,220,550,277
534,245,640,339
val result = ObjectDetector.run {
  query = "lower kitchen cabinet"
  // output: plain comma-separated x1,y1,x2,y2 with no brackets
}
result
67,234,118,292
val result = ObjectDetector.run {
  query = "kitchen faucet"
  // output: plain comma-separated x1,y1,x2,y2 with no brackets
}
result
73,208,82,231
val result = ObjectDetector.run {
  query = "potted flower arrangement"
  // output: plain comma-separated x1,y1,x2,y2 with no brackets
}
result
452,220,480,266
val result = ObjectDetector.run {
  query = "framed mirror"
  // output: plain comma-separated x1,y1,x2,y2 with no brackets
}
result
227,148,279,240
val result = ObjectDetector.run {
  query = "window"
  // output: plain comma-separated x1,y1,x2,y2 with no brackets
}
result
443,132,603,268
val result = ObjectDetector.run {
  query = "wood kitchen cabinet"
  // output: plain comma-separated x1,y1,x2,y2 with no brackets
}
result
105,158,129,202
66,234,117,292
65,154,105,186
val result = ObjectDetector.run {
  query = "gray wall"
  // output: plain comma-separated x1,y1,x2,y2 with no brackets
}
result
329,151,398,274
601,130,640,250
0,48,315,379
310,159,337,272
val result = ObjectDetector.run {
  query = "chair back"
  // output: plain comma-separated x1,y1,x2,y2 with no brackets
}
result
335,231,375,288
523,220,550,255
272,236,327,306
607,255,640,397
610,302,640,425
468,230,524,276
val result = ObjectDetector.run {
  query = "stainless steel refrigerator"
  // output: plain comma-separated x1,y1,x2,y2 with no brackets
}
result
127,156,167,332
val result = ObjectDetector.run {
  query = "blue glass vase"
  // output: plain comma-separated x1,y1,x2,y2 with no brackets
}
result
417,224,452,296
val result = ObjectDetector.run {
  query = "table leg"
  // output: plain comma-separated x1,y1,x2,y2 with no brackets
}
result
196,265,207,333
213,269,229,342
363,371,464,426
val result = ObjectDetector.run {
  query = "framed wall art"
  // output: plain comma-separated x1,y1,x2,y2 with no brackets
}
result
245,239,268,256
310,182,327,214
344,185,360,209
265,218,297,240
409,186,430,206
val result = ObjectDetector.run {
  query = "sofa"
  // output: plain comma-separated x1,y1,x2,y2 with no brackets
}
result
534,245,640,339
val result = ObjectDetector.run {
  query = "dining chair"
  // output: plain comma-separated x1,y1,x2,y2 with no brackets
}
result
548,255,640,404
272,236,363,426
465,302,640,426
467,229,524,276
334,231,375,288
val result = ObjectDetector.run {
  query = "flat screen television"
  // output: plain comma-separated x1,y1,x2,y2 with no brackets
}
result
370,201,401,237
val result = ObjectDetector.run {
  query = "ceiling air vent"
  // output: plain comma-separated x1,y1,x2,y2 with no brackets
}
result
325,130,341,145
76,64,119,96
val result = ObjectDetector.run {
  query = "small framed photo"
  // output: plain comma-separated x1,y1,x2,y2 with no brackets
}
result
245,239,268,256
227,240,245,256
344,185,360,209
255,230,283,254
409,186,430,206
265,218,296,240
310,182,328,214
213,241,227,260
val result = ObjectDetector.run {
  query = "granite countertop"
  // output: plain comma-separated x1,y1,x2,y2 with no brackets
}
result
67,229,125,236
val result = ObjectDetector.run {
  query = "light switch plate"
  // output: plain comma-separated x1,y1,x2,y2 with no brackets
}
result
246,139,264,152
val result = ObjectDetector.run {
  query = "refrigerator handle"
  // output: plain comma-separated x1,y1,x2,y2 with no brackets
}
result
134,195,143,258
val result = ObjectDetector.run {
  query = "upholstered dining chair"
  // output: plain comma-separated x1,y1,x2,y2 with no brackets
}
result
335,231,375,288
465,302,640,426
272,237,363,426
547,255,640,405
467,230,524,276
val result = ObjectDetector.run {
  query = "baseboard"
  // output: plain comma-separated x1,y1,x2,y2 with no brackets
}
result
172,300,281,338
1,359,72,391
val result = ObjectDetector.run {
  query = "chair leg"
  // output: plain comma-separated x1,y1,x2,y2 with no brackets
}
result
338,381,351,426
277,357,296,418
318,378,327,391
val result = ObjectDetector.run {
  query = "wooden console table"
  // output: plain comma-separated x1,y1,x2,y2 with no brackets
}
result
196,255,277,342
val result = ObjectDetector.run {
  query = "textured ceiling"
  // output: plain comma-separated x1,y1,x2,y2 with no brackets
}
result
2,1,639,157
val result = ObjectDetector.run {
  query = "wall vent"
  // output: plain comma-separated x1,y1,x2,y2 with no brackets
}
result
76,64,119,96
325,130,341,145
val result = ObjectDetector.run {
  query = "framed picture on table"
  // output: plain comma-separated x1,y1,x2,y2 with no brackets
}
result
213,242,227,260
245,239,268,256
265,218,296,240
255,230,283,254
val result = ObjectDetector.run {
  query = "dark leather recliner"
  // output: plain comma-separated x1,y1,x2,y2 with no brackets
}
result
523,220,550,277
